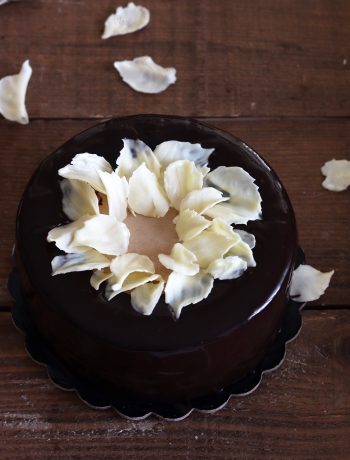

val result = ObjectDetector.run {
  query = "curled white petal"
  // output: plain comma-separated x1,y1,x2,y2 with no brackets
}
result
98,171,128,221
47,215,90,253
106,273,160,300
234,229,256,249
116,138,161,178
165,271,213,319
0,60,32,125
228,239,256,267
128,163,169,217
205,256,247,280
290,265,334,303
73,214,130,256
114,56,176,94
131,279,165,315
102,2,150,39
158,243,199,276
179,187,228,215
60,179,99,221
58,153,113,193
205,166,262,224
164,160,203,210
154,141,214,168
173,209,211,241
90,269,113,290
51,251,110,276
321,159,350,192
110,253,155,291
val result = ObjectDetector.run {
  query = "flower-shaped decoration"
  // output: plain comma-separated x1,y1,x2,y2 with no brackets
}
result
47,139,262,319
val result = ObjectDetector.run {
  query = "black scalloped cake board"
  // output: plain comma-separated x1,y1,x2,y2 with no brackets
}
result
8,248,306,421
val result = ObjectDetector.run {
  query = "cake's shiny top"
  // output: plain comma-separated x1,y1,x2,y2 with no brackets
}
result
16,115,297,351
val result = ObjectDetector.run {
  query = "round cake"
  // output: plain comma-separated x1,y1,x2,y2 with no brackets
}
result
15,115,297,405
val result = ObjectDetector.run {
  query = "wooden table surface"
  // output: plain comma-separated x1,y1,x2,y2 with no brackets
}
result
0,1,349,458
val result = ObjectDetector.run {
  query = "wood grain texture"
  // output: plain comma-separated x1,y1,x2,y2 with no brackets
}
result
0,0,349,118
0,118,348,307
0,310,349,459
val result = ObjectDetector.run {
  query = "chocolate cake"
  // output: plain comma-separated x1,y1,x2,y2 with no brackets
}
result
15,115,297,404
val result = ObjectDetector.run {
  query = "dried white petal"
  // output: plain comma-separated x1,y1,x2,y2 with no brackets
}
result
59,153,113,193
131,279,165,315
290,265,334,303
90,269,113,290
60,179,99,221
205,166,262,224
164,160,203,210
128,163,169,217
321,159,350,192
98,171,128,221
154,141,214,168
114,56,176,94
179,187,228,215
165,271,213,319
47,215,90,253
73,214,130,256
173,209,211,241
0,60,32,125
158,243,199,276
52,251,110,276
102,2,150,39
116,138,161,178
234,229,256,249
110,252,155,291
205,256,247,280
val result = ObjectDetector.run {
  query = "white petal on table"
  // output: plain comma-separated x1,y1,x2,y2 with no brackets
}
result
173,209,211,242
290,264,334,303
59,153,113,193
128,163,169,217
205,256,248,280
131,279,165,315
164,160,204,210
102,2,150,39
164,271,214,319
205,166,262,224
321,159,350,192
47,215,90,253
114,56,176,94
158,243,199,276
0,60,32,125
60,178,99,221
98,171,128,221
179,187,228,215
154,141,214,168
116,138,161,178
51,250,110,276
73,214,130,256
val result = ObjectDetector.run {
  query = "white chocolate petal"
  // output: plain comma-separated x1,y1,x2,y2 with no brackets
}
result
321,159,350,192
290,265,334,303
114,56,176,94
106,273,160,300
205,256,247,280
154,141,214,168
183,230,236,269
205,166,262,224
173,209,211,241
179,187,228,215
58,153,113,193
73,214,130,256
0,60,32,125
90,269,113,290
234,229,256,249
60,178,99,221
158,243,199,276
51,251,110,276
131,279,165,315
164,160,203,210
110,253,155,291
116,138,161,178
209,217,241,241
128,163,169,217
47,215,90,253
102,2,150,39
228,239,256,267
164,271,214,319
98,171,128,221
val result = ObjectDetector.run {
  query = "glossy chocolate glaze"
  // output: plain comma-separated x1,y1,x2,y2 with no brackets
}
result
16,115,297,402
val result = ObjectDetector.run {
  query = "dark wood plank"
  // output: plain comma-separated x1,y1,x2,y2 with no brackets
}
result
0,310,349,459
0,118,348,307
0,0,349,118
